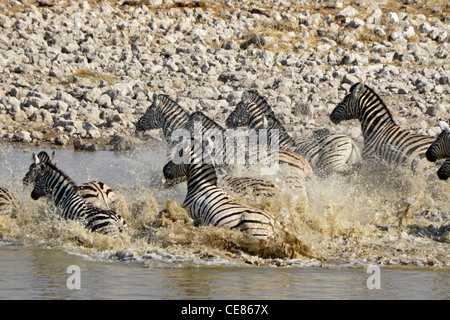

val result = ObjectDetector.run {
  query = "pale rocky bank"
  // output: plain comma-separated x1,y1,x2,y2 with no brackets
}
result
0,0,448,151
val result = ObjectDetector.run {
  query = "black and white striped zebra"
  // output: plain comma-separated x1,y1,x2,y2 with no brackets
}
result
0,186,20,217
24,153,126,235
186,111,313,180
134,96,300,196
330,82,436,170
23,151,116,209
163,140,278,239
225,90,361,174
426,121,450,180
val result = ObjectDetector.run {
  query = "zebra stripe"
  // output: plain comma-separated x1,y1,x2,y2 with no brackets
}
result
226,90,361,174
0,186,19,217
426,121,450,180
25,153,126,235
162,142,278,239
23,151,116,209
219,175,278,197
330,83,436,169
76,181,116,209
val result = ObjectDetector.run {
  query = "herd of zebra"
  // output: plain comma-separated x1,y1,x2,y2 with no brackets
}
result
0,82,448,243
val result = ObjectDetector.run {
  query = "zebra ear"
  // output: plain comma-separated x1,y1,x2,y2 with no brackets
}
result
352,82,365,97
50,151,55,162
262,114,268,128
439,121,450,133
33,153,40,164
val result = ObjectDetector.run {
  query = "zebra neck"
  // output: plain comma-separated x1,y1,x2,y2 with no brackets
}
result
161,107,189,140
51,178,81,207
187,163,218,188
359,92,396,139
45,169,83,207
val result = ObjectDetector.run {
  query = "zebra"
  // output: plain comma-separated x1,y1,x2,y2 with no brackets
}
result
225,90,361,174
134,95,301,196
186,111,313,180
426,121,450,180
23,151,116,209
162,139,278,239
24,153,126,235
330,82,436,170
0,186,20,218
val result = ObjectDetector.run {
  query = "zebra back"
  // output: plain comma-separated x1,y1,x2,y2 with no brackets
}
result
0,186,20,217
330,83,436,169
75,181,116,210
25,157,126,235
218,174,278,197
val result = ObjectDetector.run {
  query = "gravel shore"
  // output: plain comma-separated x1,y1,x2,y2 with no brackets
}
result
0,0,448,151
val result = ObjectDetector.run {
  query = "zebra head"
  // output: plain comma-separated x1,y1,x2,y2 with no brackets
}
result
163,142,192,187
330,82,366,124
226,90,275,129
163,136,218,184
28,154,52,200
134,93,165,133
162,160,188,184
23,151,55,186
163,135,193,183
225,100,250,128
437,159,449,181
426,121,450,162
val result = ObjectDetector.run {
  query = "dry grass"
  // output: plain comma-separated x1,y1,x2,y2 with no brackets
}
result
0,0,447,57
242,20,301,53
240,0,448,56
68,68,119,85
0,0,447,16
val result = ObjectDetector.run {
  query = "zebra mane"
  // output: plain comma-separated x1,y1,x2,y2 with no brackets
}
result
242,90,276,117
355,83,396,124
40,162,78,189
262,113,287,130
155,94,190,117
187,111,226,134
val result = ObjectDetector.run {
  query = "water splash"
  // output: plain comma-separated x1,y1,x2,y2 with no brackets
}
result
0,147,448,268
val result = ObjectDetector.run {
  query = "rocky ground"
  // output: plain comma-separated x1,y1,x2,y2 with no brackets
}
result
0,0,448,151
